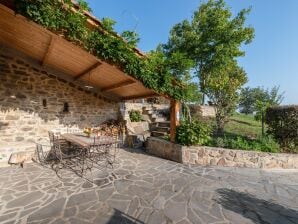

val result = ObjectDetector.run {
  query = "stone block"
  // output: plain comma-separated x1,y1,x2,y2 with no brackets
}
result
217,158,226,166
8,150,34,165
5,115,20,120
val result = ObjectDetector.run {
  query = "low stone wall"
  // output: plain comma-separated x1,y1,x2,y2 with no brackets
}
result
146,137,182,163
146,137,298,169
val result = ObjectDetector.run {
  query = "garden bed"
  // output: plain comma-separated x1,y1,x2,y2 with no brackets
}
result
146,137,298,169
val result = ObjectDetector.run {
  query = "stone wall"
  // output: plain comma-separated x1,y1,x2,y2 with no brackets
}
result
0,51,119,165
146,137,183,163
190,105,216,118
146,137,298,169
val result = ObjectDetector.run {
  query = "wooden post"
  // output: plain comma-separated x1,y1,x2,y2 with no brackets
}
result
170,99,180,142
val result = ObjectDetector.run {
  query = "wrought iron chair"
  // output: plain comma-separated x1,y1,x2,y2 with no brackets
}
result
88,127,120,168
34,143,55,164
49,131,95,177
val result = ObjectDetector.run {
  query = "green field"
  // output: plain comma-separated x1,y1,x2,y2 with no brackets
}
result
203,113,280,153
225,113,263,139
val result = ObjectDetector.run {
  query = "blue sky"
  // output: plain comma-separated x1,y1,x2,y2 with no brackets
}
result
86,0,298,104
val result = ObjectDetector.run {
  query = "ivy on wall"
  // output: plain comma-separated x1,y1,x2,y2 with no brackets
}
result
14,0,186,100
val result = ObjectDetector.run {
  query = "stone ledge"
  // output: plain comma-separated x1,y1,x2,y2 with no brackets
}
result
8,151,35,166
146,137,298,169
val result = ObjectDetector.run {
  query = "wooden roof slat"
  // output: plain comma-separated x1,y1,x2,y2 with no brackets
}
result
41,36,56,66
101,80,136,92
0,3,160,101
73,61,102,80
122,93,159,101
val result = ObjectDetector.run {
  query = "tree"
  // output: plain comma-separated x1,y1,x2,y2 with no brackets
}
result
147,46,199,103
206,62,247,135
239,87,261,114
163,0,254,105
238,87,266,114
161,0,254,134
254,86,284,136
239,86,284,115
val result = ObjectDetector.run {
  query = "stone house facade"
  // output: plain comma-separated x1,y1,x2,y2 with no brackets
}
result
0,48,119,165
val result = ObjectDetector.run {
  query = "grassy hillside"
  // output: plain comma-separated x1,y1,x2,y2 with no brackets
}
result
204,113,280,153
225,113,263,139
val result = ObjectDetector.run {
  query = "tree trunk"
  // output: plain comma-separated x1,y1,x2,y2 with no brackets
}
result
261,111,264,137
215,110,225,137
202,93,205,105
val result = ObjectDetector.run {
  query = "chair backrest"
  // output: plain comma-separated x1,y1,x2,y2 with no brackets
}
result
48,131,62,150
35,143,53,163
35,143,45,162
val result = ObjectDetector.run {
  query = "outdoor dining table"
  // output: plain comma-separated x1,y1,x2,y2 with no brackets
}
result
61,133,118,149
56,133,119,178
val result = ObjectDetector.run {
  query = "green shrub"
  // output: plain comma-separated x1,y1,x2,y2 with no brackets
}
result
206,135,280,153
176,119,211,146
129,110,142,122
266,105,298,152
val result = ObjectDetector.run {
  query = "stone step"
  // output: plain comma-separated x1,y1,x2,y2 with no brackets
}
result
152,121,170,128
150,113,165,119
152,117,167,122
155,126,170,133
151,131,168,137
142,111,153,116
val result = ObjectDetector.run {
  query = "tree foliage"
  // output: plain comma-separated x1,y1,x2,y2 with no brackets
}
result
239,86,284,115
266,105,298,152
163,0,254,105
254,86,284,136
162,0,254,135
206,62,248,135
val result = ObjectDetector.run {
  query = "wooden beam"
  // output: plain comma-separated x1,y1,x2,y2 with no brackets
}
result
101,80,136,92
170,99,180,142
73,61,101,80
41,36,56,66
122,93,158,101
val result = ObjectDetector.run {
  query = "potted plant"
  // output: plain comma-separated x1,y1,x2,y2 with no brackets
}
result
83,128,92,137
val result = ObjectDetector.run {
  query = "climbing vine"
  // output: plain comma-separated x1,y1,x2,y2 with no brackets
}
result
14,0,186,100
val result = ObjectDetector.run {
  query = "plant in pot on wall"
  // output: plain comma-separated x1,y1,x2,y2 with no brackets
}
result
129,110,142,122
83,127,92,137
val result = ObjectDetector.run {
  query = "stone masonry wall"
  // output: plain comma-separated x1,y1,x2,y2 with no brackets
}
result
146,137,183,163
146,137,298,169
0,52,119,165
183,146,298,169
190,105,216,118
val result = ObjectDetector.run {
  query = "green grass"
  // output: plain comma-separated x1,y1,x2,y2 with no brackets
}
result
225,113,263,139
202,113,280,153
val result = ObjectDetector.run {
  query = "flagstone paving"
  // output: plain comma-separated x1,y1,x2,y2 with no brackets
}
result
0,148,298,224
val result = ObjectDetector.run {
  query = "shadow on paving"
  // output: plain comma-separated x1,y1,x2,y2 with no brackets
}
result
104,209,144,224
215,188,298,224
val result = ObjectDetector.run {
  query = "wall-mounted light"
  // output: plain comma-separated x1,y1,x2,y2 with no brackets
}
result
42,99,47,108
63,102,69,113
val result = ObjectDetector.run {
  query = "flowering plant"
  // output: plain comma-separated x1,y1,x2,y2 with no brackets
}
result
83,128,92,137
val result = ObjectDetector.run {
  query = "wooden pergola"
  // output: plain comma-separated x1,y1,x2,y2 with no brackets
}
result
0,3,180,142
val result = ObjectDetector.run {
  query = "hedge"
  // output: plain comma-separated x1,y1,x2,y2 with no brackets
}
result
266,105,298,152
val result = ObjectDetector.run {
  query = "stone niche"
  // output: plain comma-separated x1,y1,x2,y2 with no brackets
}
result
0,50,119,165
146,137,298,169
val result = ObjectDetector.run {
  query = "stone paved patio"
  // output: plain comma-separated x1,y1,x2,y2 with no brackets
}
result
0,148,298,224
